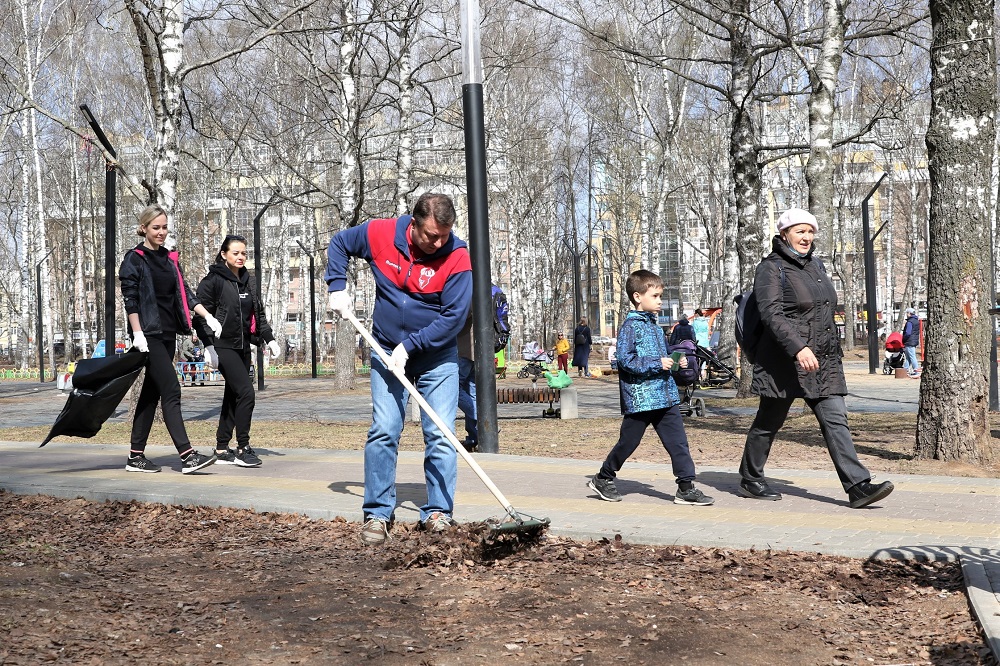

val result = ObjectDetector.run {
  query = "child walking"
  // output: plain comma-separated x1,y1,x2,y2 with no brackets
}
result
587,269,713,506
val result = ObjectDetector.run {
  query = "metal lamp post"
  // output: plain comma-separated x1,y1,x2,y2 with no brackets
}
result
295,240,319,379
861,172,888,374
461,0,500,454
36,248,55,382
79,105,117,354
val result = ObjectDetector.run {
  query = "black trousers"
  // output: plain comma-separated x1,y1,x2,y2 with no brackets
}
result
599,405,696,484
215,347,255,449
131,335,192,455
740,395,871,492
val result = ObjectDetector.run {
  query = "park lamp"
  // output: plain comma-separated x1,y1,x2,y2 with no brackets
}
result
460,0,483,85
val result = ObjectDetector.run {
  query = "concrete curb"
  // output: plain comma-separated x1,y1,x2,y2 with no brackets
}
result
961,548,1000,663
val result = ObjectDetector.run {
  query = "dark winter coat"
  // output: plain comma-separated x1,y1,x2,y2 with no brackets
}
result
572,324,592,368
616,310,680,414
669,318,696,345
751,235,847,399
119,243,200,337
194,263,275,350
902,314,921,348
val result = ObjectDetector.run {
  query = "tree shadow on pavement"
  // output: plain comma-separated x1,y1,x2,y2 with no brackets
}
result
326,481,428,521
694,470,849,507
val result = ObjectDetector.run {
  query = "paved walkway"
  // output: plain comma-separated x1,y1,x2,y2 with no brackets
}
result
0,359,997,656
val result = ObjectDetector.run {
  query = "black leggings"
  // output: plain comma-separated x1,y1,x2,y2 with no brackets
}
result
215,347,255,449
130,335,192,456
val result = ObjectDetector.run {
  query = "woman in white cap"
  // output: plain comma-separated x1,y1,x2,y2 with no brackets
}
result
737,208,894,508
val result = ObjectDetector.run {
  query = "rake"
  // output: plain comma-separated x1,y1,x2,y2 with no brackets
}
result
344,311,549,539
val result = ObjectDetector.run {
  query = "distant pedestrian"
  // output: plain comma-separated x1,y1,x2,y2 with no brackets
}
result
457,313,478,452
195,234,281,468
572,317,592,377
587,269,714,506
668,315,696,345
118,204,222,474
691,309,711,349
554,332,570,373
901,308,921,377
738,208,894,509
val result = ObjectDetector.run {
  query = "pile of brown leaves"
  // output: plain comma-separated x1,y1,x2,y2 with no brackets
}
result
0,491,993,665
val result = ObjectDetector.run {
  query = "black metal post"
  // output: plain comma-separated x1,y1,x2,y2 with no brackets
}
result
252,192,280,389
861,173,888,374
36,263,44,382
990,305,999,411
463,82,499,454
79,105,117,354
296,241,319,379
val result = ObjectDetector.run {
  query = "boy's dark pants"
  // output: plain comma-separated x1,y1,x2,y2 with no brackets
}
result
598,405,696,484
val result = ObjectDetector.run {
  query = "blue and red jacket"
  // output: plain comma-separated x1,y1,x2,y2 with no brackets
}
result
325,216,472,355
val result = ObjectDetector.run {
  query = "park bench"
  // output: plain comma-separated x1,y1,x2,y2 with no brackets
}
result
175,361,223,386
495,386,578,419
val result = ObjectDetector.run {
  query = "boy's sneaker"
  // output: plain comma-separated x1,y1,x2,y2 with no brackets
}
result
125,454,161,473
674,486,715,506
234,446,262,468
587,475,621,502
214,448,237,465
360,517,390,545
181,451,217,474
422,512,455,532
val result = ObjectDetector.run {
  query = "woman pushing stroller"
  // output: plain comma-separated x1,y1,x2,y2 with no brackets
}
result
195,234,281,467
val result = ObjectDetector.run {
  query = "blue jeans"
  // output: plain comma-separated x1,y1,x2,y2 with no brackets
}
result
457,357,477,444
364,345,459,522
902,345,919,373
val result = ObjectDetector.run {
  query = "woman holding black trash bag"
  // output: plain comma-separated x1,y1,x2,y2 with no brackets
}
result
119,204,223,474
738,208,894,509
194,234,280,468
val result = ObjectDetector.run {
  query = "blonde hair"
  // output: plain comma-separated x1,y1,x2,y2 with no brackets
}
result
137,204,168,237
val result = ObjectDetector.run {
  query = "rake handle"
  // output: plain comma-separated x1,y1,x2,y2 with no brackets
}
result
344,311,520,520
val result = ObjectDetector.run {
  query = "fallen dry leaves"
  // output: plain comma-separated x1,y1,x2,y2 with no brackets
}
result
0,491,994,665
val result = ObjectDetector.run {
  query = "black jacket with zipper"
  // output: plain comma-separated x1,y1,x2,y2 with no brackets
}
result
194,263,275,350
751,235,847,400
119,243,200,337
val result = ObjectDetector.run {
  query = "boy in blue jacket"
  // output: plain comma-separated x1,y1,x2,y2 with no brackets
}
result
587,270,713,505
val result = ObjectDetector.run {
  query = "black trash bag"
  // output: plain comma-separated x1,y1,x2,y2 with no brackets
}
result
41,350,149,447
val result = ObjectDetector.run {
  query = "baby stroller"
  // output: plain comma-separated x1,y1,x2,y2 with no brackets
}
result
517,341,554,381
669,340,707,417
695,344,738,386
883,331,905,375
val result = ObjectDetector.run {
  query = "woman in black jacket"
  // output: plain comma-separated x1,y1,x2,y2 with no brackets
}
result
195,235,280,467
119,204,223,474
738,208,893,509
572,318,593,377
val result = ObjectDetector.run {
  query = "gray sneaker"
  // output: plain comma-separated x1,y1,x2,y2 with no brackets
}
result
214,448,237,465
234,446,262,468
180,451,217,474
423,512,455,532
587,475,621,502
674,486,715,506
360,517,390,545
125,454,161,473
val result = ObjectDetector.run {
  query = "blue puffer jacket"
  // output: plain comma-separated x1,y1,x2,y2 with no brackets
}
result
616,310,680,415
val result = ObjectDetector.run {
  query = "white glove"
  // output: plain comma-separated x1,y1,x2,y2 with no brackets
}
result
328,290,353,318
131,331,149,353
204,313,223,338
388,343,409,373
267,340,281,358
204,345,219,369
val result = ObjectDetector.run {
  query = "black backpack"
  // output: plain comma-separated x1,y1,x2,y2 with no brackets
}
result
491,284,511,353
734,261,784,365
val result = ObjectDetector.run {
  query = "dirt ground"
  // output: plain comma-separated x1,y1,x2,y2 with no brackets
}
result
1,366,998,664
0,491,993,666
